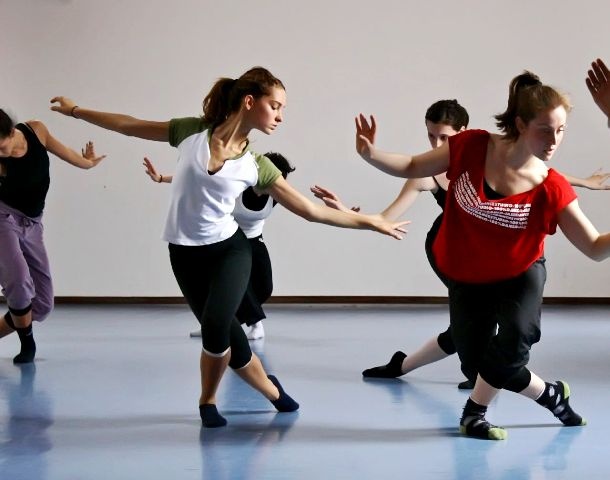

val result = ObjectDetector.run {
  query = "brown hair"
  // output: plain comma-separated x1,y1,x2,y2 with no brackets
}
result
495,71,572,141
425,99,469,131
202,67,284,127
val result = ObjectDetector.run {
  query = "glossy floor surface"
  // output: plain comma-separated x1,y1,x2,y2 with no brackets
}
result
0,304,608,480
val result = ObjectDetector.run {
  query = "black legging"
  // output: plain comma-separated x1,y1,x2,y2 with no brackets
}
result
424,214,462,359
448,258,546,391
425,214,482,382
168,229,253,369
235,235,273,327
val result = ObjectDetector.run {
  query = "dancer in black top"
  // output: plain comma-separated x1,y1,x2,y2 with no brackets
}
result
0,109,105,363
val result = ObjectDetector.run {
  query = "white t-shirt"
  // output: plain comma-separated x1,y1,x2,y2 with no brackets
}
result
233,192,274,238
163,117,280,246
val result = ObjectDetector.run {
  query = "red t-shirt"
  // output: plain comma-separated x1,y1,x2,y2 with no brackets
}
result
432,129,577,283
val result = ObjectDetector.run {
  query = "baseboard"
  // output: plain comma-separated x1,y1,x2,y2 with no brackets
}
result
1,296,608,305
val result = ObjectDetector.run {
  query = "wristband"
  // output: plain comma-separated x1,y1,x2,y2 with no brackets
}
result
70,106,79,118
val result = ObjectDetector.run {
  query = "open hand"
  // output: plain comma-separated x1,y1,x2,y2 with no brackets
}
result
586,59,610,119
355,114,377,160
310,185,360,212
375,218,410,240
50,96,77,116
82,141,106,167
143,157,161,183
582,168,610,190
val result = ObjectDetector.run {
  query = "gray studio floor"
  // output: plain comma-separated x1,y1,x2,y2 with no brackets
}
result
0,304,608,480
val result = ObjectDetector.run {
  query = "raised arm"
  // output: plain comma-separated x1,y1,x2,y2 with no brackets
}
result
586,58,610,124
356,114,450,178
265,176,409,239
558,199,610,261
50,96,170,142
560,169,610,190
29,120,106,169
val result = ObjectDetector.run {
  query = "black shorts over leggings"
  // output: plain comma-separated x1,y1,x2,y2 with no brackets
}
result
169,229,253,369
448,258,546,390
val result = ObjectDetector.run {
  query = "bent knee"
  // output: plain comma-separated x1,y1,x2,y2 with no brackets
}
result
32,297,54,322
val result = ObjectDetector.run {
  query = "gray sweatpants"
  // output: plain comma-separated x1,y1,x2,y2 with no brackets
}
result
0,201,53,321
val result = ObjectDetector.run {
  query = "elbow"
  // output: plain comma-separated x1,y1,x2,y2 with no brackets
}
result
587,243,607,262
121,124,137,137
299,203,320,223
590,237,610,261
590,251,606,262
301,209,317,223
114,118,138,136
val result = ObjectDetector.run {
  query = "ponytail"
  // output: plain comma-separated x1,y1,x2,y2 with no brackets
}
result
202,78,236,127
201,67,284,127
495,71,570,140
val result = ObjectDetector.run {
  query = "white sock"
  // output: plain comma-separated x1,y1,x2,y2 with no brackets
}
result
189,328,202,338
246,322,265,340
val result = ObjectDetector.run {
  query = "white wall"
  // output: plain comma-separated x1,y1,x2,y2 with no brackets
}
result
2,0,610,296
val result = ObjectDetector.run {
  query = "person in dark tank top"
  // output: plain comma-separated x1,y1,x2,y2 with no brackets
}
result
312,100,474,387
0,108,105,364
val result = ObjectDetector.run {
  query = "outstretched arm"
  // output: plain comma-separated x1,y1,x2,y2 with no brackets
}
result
50,96,170,142
558,199,610,261
355,114,449,178
379,177,438,220
560,169,610,190
29,120,106,169
265,176,409,240
143,157,173,183
586,58,610,124
312,177,436,221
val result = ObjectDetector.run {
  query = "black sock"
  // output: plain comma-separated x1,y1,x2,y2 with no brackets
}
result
199,404,227,428
457,378,475,390
5,313,36,364
460,398,507,440
362,351,406,378
268,375,299,412
536,381,586,427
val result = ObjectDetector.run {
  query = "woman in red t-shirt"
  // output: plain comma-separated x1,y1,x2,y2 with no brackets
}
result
355,66,610,440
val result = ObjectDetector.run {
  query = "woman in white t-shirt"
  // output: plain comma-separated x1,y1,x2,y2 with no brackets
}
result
50,67,408,428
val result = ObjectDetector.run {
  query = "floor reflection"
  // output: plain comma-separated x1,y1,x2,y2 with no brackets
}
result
0,363,53,480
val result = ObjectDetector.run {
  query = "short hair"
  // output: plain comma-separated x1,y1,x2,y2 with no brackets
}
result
264,152,295,179
425,100,469,131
